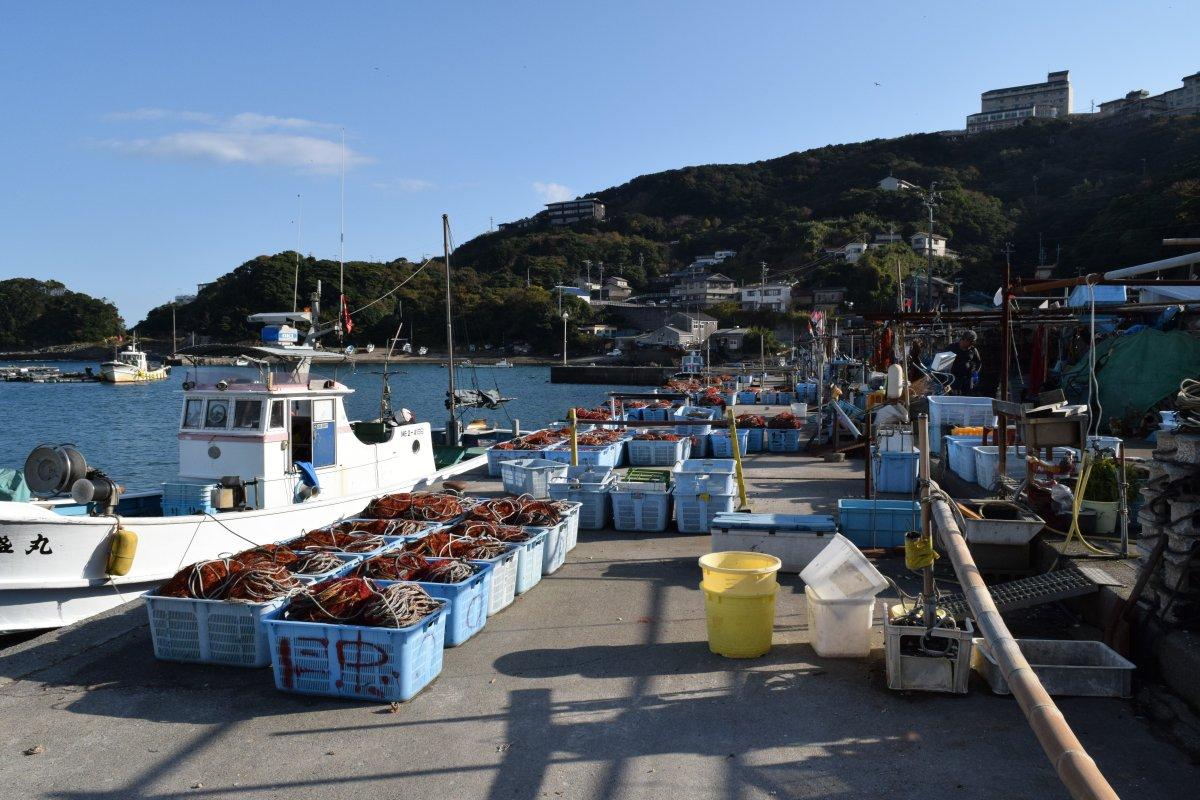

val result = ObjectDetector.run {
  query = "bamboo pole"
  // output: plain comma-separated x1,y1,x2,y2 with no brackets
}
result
928,494,1121,800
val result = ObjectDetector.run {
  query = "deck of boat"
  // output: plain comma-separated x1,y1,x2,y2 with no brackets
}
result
0,451,1195,799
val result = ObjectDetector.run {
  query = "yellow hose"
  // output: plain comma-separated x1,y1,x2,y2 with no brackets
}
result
1053,453,1116,556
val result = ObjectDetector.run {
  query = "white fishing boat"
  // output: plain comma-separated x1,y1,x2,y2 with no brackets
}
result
0,308,479,632
99,337,170,383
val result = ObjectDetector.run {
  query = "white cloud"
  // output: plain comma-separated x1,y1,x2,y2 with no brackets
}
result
97,109,366,173
533,181,574,203
373,177,435,192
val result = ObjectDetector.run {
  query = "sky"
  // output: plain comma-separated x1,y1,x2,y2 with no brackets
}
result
2,1,1198,324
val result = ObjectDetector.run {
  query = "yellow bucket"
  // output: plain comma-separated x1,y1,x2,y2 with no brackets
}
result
699,551,782,658
703,589,778,658
699,551,781,597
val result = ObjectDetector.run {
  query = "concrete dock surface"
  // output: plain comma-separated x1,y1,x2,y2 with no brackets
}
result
2,453,1197,799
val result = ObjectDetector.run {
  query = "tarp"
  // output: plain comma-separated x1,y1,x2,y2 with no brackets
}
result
1060,329,1200,427
1067,284,1127,307
0,468,31,502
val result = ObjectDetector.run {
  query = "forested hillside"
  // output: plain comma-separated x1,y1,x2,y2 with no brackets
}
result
0,279,124,349
137,114,1200,351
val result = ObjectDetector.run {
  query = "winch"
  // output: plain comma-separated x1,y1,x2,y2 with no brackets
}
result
24,443,124,515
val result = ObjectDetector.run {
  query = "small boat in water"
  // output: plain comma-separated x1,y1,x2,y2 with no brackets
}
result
99,337,170,383
0,308,477,632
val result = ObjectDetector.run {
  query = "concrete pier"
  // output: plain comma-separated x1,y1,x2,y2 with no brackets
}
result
1,452,1196,799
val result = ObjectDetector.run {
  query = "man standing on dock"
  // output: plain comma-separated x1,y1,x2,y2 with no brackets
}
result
948,330,981,395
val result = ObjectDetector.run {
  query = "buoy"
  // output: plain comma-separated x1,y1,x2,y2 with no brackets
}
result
105,527,138,576
885,362,907,400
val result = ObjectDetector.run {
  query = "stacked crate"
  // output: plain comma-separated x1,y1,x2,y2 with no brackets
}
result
1135,430,1200,630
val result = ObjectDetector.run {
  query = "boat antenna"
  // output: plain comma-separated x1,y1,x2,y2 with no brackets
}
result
293,193,302,312
443,213,459,447
338,129,346,341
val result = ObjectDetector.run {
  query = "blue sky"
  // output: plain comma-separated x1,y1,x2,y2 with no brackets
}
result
2,1,1198,323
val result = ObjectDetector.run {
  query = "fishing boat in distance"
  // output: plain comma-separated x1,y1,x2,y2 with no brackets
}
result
99,337,170,383
0,303,479,632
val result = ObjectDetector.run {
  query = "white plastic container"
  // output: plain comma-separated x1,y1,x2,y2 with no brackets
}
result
799,533,888,600
805,585,875,657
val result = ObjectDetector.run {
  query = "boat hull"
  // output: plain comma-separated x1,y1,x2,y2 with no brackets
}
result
0,455,486,632
99,363,169,383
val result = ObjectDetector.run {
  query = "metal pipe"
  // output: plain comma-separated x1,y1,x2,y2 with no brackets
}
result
1103,249,1200,279
917,414,934,626
929,493,1121,800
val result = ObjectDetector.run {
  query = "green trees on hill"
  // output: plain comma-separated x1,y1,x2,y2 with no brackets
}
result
0,278,124,349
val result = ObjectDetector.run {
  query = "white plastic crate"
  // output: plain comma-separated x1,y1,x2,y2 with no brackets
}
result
146,593,285,667
927,396,995,453
611,488,673,532
478,549,518,615
538,520,568,574
555,500,582,550
675,492,736,533
676,459,737,495
799,534,888,600
709,513,838,573
972,445,1028,490
627,437,691,466
805,585,875,658
514,531,547,594
500,458,569,499
266,601,447,702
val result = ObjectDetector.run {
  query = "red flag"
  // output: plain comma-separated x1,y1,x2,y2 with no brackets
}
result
340,294,353,334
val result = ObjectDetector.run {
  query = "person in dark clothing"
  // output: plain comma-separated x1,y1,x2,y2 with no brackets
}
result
948,330,981,395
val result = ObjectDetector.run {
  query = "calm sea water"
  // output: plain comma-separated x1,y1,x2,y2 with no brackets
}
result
0,361,639,492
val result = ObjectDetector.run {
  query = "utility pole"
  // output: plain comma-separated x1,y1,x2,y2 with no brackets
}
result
443,214,459,447
562,311,570,366
923,182,939,312
760,261,768,309
526,264,531,288
895,256,903,312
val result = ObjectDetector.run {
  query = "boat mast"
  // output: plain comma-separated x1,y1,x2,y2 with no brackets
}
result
171,305,177,356
443,214,459,446
293,193,302,312
338,131,345,340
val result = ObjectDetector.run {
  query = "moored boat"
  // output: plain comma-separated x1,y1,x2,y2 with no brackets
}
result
0,309,478,632
99,338,170,383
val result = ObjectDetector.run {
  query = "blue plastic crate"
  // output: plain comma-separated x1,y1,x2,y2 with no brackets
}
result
292,552,361,584
548,476,612,530
766,428,802,453
265,596,448,702
709,429,750,457
624,407,644,422
405,560,493,647
710,512,837,533
628,437,691,467
146,593,286,667
487,446,533,477
676,459,737,494
541,442,623,468
837,499,920,548
641,407,671,422
673,406,717,436
675,491,736,533
687,433,710,458
773,391,797,405
514,530,547,594
736,390,759,405
742,427,765,452
871,447,919,494
500,458,569,498
611,488,673,532
945,435,983,482
795,383,818,404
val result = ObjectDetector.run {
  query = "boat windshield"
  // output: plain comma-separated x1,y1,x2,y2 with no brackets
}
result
187,361,309,389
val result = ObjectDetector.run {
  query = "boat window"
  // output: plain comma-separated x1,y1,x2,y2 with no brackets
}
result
269,400,286,429
204,399,229,428
233,399,263,429
313,399,335,423
183,398,204,429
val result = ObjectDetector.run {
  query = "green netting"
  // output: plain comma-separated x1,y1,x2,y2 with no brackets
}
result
0,468,31,502
1060,329,1200,429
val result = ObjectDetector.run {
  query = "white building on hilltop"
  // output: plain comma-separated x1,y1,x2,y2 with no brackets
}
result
741,283,793,312
967,70,1071,134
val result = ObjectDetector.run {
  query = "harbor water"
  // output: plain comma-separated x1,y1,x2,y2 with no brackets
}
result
0,362,640,492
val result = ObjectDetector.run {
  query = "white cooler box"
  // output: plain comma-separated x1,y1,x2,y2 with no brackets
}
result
709,512,838,573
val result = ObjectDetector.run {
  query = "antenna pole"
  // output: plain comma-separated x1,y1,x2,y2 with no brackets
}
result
294,193,302,312
443,214,460,447
338,130,346,339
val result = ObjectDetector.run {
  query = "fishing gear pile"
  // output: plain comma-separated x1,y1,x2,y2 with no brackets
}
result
492,428,569,450
354,551,427,580
289,550,346,576
736,414,767,428
578,429,625,445
156,555,302,603
767,412,804,429
289,527,387,553
632,431,682,441
404,531,509,559
466,496,561,526
363,491,466,522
